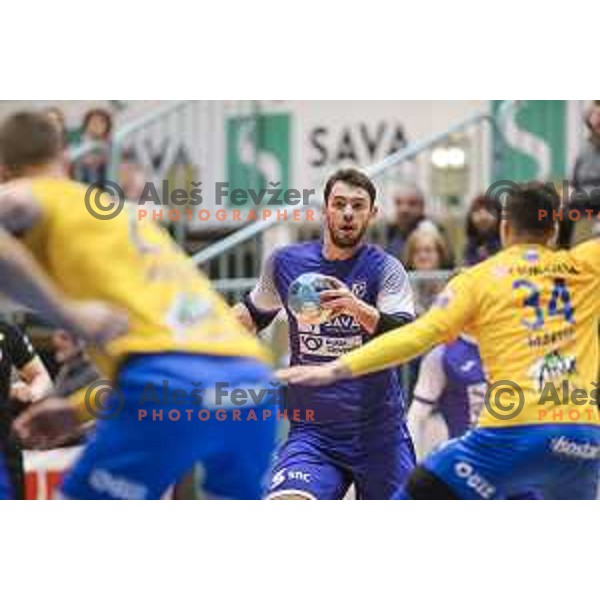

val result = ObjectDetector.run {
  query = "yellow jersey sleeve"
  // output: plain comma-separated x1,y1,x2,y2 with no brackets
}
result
570,238,600,278
340,270,478,377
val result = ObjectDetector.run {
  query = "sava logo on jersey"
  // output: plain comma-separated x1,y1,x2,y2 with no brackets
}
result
296,314,362,333
296,312,364,358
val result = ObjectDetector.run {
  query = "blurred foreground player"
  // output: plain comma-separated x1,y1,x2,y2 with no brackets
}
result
0,112,276,499
235,168,416,499
280,183,600,499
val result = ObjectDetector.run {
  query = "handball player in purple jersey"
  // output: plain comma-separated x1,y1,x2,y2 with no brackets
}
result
235,169,416,499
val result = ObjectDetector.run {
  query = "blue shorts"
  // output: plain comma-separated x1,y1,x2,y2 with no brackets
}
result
0,452,11,500
61,353,277,500
413,424,600,500
267,420,416,499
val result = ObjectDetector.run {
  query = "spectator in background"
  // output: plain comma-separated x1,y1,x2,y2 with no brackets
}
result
387,183,454,267
463,194,501,266
404,226,451,315
402,227,452,401
559,101,600,248
573,101,600,195
51,329,100,398
72,108,113,189
42,107,73,180
43,107,68,149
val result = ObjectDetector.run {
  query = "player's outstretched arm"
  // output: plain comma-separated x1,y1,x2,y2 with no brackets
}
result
0,228,128,344
277,271,476,386
278,311,449,386
338,309,450,376
0,227,77,325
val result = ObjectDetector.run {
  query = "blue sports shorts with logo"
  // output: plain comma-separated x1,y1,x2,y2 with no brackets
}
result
267,420,416,499
60,353,277,500
399,424,600,500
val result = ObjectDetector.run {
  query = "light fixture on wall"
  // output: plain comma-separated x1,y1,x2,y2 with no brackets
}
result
429,134,470,208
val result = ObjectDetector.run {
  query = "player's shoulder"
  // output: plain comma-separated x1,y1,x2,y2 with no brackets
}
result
29,177,91,222
568,238,600,270
266,241,321,274
362,243,393,261
31,176,87,200
363,244,409,274
439,254,503,307
457,249,510,282
270,241,320,262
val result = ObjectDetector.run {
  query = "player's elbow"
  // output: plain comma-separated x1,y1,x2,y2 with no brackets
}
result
232,303,257,334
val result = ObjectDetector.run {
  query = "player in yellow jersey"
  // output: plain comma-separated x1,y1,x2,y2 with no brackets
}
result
0,111,277,499
279,183,600,499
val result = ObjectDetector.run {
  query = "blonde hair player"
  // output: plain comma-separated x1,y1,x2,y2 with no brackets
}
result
0,111,276,500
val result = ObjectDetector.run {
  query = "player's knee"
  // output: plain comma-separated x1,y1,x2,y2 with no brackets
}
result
266,492,315,500
404,466,460,500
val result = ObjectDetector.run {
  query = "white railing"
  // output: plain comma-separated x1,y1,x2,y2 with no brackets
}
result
193,101,518,295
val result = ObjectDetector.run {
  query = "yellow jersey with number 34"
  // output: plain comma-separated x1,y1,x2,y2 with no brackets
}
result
341,240,600,428
22,178,271,378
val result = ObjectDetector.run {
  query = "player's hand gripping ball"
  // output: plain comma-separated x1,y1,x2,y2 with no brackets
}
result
288,272,338,325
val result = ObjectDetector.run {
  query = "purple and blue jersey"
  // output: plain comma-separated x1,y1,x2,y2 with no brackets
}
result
412,336,486,441
248,240,417,499
250,241,415,428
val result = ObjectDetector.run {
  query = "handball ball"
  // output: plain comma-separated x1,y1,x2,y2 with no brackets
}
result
288,272,336,325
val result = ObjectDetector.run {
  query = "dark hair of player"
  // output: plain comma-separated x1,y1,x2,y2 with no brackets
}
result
323,168,377,206
0,112,62,177
504,181,560,237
